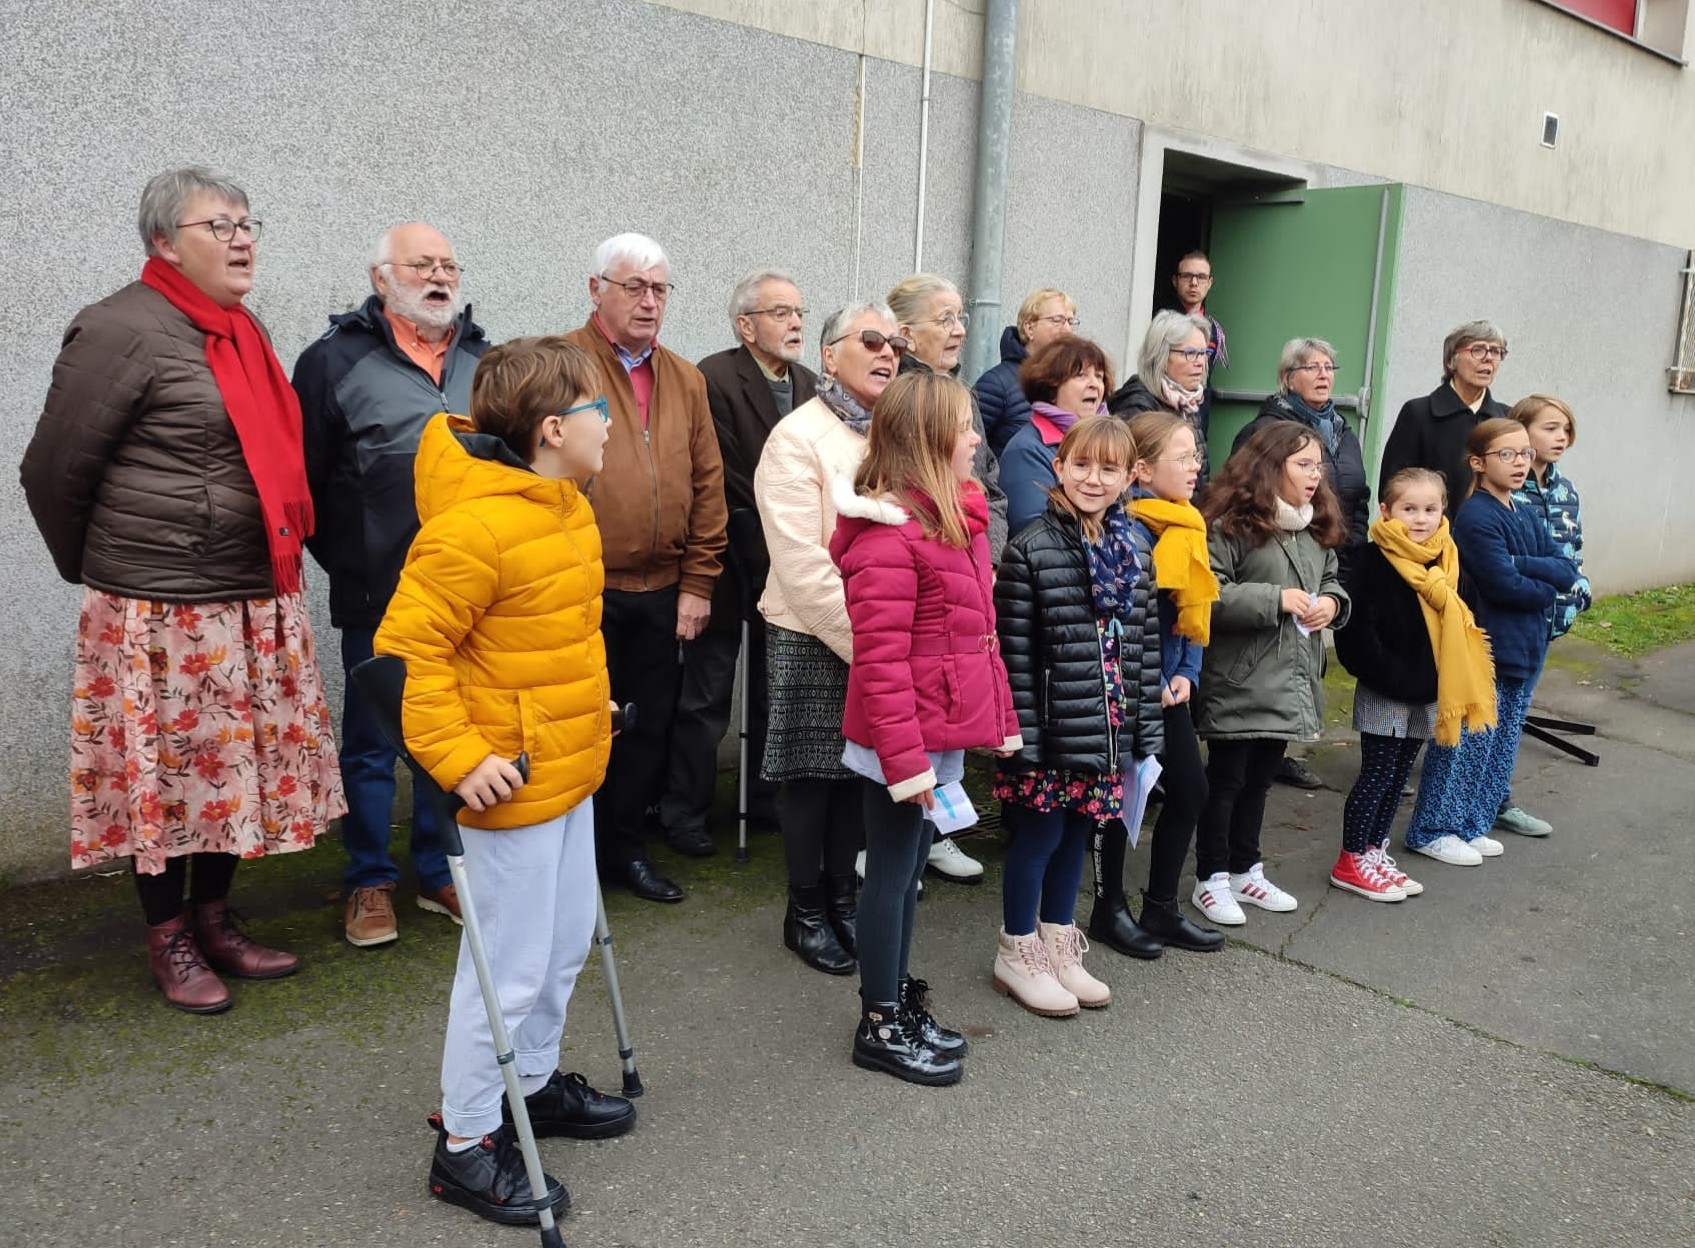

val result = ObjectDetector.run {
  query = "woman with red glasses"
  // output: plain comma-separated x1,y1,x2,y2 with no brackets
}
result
1377,320,1511,516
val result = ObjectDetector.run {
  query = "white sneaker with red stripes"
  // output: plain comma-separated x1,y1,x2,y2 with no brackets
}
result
1228,862,1298,912
1191,872,1246,925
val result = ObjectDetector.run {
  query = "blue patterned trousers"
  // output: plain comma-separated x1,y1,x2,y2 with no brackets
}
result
1405,678,1534,848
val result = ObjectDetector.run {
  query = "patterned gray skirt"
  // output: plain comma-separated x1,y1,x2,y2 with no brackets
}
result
763,625,854,782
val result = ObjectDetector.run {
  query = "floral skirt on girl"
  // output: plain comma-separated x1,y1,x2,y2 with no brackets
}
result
993,620,1126,819
69,589,346,874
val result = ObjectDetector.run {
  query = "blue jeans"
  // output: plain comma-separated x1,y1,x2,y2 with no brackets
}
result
338,628,449,891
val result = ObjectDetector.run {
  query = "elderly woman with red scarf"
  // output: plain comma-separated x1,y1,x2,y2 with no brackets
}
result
21,167,345,1014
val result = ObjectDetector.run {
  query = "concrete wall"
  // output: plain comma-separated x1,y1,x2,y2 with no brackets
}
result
0,0,1139,881
1380,186,1694,596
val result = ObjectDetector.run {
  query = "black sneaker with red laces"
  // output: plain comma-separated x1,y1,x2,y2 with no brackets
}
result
426,1113,569,1226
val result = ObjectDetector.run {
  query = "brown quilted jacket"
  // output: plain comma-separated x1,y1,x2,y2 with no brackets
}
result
21,281,275,602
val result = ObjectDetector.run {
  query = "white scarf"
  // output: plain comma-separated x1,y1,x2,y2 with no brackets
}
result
1275,497,1313,532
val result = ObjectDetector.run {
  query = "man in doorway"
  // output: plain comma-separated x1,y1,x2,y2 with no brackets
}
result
566,233,728,902
294,222,488,946
651,270,818,857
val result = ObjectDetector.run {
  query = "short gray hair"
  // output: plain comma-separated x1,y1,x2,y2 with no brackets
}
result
593,232,670,278
137,166,249,256
1441,320,1507,381
886,273,958,327
1139,310,1211,386
820,301,896,367
1277,337,1337,394
729,269,797,333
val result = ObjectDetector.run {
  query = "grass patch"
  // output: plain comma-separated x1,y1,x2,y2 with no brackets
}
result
1568,583,1695,659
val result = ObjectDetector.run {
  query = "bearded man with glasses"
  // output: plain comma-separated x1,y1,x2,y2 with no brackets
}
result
293,221,488,947
566,233,728,903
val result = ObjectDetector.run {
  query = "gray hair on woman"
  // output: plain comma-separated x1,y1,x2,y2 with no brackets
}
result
1441,320,1507,381
819,301,896,366
885,273,957,327
1277,337,1337,394
728,268,798,332
592,232,670,278
1138,309,1211,386
137,166,249,256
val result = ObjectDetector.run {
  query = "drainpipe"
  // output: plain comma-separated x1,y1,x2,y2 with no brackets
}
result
913,0,935,271
963,0,1018,383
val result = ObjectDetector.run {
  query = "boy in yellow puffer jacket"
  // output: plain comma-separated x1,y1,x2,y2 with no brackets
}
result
375,336,634,1228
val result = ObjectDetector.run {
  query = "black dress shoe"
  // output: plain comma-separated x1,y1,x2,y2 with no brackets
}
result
851,1003,962,1086
426,1114,569,1226
504,1070,636,1139
623,858,684,903
1087,900,1165,960
1138,892,1226,952
1275,756,1325,789
666,826,716,858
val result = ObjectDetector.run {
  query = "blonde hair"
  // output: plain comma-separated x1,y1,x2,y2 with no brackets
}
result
1381,466,1447,510
1509,393,1577,446
1045,415,1136,541
1127,410,1190,480
854,372,973,548
1016,287,1075,341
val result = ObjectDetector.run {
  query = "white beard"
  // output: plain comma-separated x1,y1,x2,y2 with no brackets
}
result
385,282,462,338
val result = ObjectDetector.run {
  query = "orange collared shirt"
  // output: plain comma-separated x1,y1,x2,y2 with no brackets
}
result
383,306,455,385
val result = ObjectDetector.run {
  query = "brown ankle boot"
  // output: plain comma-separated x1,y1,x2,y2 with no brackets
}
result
191,899,300,980
146,914,232,1014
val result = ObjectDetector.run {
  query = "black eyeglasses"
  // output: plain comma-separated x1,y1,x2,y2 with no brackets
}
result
1168,346,1217,363
176,217,262,242
827,329,909,356
386,259,464,279
599,273,674,299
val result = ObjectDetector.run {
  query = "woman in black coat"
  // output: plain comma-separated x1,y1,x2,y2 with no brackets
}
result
991,417,1164,1017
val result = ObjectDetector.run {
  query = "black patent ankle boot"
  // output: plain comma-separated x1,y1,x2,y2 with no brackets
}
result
784,882,855,975
1088,824,1164,960
823,871,858,958
1138,890,1225,952
900,974,968,1058
851,1001,962,1086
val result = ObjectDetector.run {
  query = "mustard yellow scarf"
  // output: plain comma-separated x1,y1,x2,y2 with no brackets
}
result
1130,497,1219,645
1369,517,1497,746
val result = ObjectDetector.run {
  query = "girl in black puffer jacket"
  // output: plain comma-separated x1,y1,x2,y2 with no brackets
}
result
991,417,1164,1017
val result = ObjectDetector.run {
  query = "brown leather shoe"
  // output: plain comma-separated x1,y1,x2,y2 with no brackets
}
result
416,882,463,926
191,899,300,979
146,914,232,1014
345,883,399,947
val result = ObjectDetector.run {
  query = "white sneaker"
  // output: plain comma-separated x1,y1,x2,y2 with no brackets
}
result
856,848,923,895
927,836,984,881
1191,872,1246,925
1364,843,1424,896
1229,862,1298,912
1407,834,1483,866
1472,835,1505,858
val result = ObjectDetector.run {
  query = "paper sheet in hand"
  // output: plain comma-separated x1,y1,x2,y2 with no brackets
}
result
1292,591,1317,637
1121,755,1164,850
929,781,979,835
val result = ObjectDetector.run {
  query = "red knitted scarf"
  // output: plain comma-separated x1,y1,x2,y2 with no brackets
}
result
140,257,312,595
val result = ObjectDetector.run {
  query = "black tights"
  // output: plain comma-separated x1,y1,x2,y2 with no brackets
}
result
1143,702,1208,905
857,780,932,1005
779,778,864,887
1195,738,1287,879
132,853,239,926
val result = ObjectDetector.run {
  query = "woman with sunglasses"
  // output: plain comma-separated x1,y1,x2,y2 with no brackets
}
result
1377,320,1511,516
1230,338,1371,572
1107,310,1217,488
753,302,906,975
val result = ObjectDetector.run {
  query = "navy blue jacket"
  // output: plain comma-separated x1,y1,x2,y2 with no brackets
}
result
974,325,1030,456
293,297,488,629
1001,410,1064,539
1452,491,1578,682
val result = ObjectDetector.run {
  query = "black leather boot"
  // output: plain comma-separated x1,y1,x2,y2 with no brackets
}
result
900,975,968,1058
851,1001,962,1086
1088,824,1164,959
784,882,855,975
823,871,858,958
1139,890,1226,952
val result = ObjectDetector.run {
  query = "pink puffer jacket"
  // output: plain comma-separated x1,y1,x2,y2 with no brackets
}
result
830,479,1021,800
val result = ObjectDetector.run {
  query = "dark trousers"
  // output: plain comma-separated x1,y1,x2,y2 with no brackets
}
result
657,570,774,835
857,779,933,1004
1343,733,1425,853
1195,738,1287,878
779,777,862,886
1144,702,1208,904
337,628,447,891
1002,804,1093,935
596,585,682,870
133,853,239,926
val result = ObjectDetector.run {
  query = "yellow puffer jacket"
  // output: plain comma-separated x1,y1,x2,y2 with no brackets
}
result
376,413,612,830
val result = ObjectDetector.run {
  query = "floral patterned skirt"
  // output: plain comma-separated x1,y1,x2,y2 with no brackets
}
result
994,767,1124,820
69,589,346,874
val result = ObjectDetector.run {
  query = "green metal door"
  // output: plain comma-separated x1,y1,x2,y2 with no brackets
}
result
1201,184,1403,483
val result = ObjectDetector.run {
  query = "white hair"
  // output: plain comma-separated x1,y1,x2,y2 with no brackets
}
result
728,269,797,332
593,232,670,278
1139,310,1212,386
